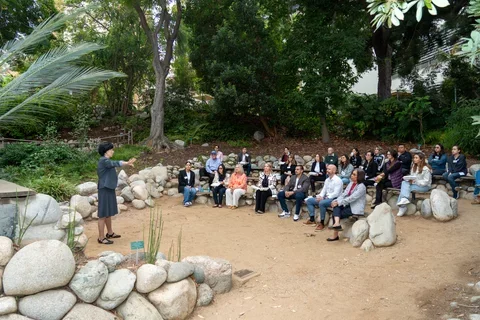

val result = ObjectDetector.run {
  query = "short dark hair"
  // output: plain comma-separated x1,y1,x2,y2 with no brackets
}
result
296,165,304,171
98,142,114,156
366,150,374,157
389,149,398,159
398,143,406,147
453,145,462,153
185,160,192,165
354,169,365,184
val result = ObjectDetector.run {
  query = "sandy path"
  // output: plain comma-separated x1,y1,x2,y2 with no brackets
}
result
84,197,480,320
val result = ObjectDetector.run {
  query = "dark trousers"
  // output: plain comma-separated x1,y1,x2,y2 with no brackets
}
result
310,175,326,192
375,179,393,204
212,186,226,205
333,205,353,219
401,168,410,176
432,169,446,176
364,179,375,187
281,174,291,185
200,168,215,186
243,163,252,176
255,189,272,212
278,191,306,215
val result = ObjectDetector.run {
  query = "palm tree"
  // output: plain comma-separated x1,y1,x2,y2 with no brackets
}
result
0,9,125,125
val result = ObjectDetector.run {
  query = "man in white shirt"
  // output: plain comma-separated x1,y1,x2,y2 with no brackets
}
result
304,164,343,230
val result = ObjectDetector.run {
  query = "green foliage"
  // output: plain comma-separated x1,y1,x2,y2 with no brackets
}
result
14,194,38,247
111,144,150,161
396,96,434,145
28,175,76,202
424,130,445,145
227,140,252,148
40,121,60,142
443,99,480,155
20,143,86,169
144,206,164,264
0,143,39,166
71,104,93,147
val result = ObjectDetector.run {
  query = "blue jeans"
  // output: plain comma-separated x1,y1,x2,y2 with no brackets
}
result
340,177,350,184
306,197,334,221
183,187,197,204
474,170,480,196
278,191,305,215
397,181,430,204
442,172,462,197
212,186,226,205
243,163,252,176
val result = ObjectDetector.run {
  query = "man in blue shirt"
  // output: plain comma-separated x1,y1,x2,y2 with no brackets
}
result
204,151,222,187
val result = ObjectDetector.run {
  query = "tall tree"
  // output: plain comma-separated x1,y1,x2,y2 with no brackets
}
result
129,0,182,149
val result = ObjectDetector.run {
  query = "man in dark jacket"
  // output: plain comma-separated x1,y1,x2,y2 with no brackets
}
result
397,144,412,176
277,165,310,221
237,147,252,176
178,161,197,207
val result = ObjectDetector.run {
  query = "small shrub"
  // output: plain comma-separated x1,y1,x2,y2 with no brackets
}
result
0,143,40,166
227,140,252,148
111,145,150,161
443,100,480,155
28,175,76,202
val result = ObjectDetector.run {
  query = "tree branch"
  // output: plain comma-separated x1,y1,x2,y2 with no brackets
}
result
133,2,153,45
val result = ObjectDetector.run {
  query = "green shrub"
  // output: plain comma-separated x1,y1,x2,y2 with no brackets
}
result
0,143,40,166
27,175,76,202
227,140,252,148
111,145,151,161
443,99,480,156
21,143,85,168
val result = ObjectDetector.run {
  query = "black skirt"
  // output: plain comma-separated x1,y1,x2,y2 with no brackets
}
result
98,187,118,218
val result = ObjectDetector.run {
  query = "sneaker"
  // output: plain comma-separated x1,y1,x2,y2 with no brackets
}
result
303,220,316,225
397,198,410,206
397,206,407,217
293,214,300,221
278,211,290,218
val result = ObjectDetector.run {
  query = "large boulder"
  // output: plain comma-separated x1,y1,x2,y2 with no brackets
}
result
421,199,432,219
0,237,14,266
118,170,128,181
367,203,397,247
430,189,456,222
18,289,76,320
132,186,148,201
146,183,161,199
56,212,83,229
361,239,375,252
75,182,97,196
167,262,195,283
70,195,92,218
0,315,32,320
130,180,146,188
132,200,146,210
350,220,369,247
469,164,480,176
148,278,197,320
294,155,305,165
15,194,62,226
0,204,16,239
96,269,136,310
121,187,135,202
253,131,264,142
182,256,232,294
151,166,168,183
21,223,66,245
98,251,125,273
174,140,185,148
0,297,17,316
136,264,167,294
63,304,117,320
3,240,75,295
69,260,109,303
139,169,155,181
116,292,163,320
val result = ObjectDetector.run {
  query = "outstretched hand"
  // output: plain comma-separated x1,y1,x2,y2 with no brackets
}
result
127,158,137,167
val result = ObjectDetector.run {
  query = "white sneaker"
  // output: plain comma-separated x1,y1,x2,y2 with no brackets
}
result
397,197,410,206
278,211,290,218
397,206,407,217
293,214,300,221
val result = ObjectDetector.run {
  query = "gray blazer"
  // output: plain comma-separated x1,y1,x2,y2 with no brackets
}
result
284,174,310,194
97,157,122,190
336,182,366,215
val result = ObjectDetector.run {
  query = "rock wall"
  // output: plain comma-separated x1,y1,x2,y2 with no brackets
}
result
0,239,231,320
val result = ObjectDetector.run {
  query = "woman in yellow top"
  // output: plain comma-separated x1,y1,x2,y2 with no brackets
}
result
226,164,247,209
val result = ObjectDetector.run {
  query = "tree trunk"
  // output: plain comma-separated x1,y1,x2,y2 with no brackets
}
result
320,116,330,143
373,27,392,101
259,116,276,137
145,74,171,149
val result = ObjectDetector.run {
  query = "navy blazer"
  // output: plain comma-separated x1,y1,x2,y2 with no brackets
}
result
97,157,122,190
237,152,251,164
178,169,196,193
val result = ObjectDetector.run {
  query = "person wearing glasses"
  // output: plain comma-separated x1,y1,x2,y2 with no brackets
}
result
428,144,447,175
277,165,310,221
371,149,402,208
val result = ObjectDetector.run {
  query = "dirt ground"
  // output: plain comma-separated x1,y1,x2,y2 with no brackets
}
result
83,196,480,320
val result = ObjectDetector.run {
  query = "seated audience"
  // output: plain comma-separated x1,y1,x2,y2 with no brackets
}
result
396,152,432,216
178,161,197,207
363,150,378,186
214,145,224,162
398,144,412,176
327,169,367,241
226,164,247,209
277,165,310,221
309,154,327,193
212,164,229,208
255,163,277,214
428,144,447,175
373,146,386,173
372,149,402,208
472,169,480,205
442,145,468,199
324,147,339,167
279,147,290,174
338,155,354,184
304,165,343,231
349,148,362,169
237,147,252,176
203,151,221,186
281,155,297,186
